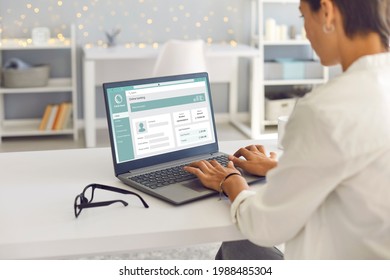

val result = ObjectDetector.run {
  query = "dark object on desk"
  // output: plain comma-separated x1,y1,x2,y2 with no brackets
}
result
102,72,265,205
74,183,149,218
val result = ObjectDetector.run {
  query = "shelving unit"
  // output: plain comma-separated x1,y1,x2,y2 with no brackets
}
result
0,26,78,142
250,0,328,128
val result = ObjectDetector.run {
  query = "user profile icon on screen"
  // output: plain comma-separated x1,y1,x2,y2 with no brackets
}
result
137,121,147,133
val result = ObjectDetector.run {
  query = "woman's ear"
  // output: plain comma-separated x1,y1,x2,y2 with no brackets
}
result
321,0,336,27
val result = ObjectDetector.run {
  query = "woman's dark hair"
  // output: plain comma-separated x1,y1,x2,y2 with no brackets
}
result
302,0,390,48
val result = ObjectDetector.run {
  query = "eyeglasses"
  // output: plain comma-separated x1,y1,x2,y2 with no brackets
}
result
74,183,149,218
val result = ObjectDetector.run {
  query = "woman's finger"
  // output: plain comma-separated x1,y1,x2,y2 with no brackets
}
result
245,145,259,152
269,151,277,160
183,165,205,178
255,145,266,154
227,160,239,171
188,160,211,172
209,159,222,168
233,147,254,159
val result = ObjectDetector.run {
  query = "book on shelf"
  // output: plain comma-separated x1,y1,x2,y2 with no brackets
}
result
45,104,59,130
39,102,72,131
38,104,53,131
61,103,73,129
53,103,67,130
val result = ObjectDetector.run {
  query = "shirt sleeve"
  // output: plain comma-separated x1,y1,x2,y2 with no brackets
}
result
230,101,349,246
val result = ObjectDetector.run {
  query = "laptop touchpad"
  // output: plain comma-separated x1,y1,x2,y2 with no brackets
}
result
182,179,210,193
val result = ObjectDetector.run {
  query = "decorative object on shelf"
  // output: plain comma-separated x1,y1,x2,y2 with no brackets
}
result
3,57,30,70
264,18,290,41
105,28,121,47
2,58,50,88
31,27,51,46
265,18,277,41
289,25,297,40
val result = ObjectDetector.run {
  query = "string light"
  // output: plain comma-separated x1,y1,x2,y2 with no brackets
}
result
230,40,238,47
1,1,241,46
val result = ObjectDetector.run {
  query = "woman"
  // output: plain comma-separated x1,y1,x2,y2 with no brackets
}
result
184,0,390,259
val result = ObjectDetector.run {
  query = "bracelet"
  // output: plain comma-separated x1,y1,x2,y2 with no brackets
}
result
219,173,242,200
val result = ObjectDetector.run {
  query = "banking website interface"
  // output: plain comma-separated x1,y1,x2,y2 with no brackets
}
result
106,77,216,164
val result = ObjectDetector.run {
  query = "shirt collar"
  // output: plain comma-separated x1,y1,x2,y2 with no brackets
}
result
346,52,390,73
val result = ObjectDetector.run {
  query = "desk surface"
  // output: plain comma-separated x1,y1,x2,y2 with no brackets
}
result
0,137,277,259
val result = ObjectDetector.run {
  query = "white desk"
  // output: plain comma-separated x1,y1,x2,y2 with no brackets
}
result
0,138,277,259
82,43,262,148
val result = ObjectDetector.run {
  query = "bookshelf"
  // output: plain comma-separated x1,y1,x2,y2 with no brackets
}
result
0,26,78,142
251,0,328,126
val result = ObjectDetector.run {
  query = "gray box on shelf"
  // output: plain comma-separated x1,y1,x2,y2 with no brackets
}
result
2,65,50,88
276,58,304,80
264,60,323,80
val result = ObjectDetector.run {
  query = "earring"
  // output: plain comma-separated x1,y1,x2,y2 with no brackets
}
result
323,23,335,34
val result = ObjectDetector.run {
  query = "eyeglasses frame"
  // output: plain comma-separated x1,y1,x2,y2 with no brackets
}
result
74,183,149,218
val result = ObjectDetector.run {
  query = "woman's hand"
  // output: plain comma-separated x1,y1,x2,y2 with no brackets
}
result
184,160,239,191
184,160,249,201
229,145,277,176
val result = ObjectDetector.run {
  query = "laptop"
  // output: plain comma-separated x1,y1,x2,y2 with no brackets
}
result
103,72,264,205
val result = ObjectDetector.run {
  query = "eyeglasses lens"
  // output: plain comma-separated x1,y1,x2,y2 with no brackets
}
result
83,185,94,203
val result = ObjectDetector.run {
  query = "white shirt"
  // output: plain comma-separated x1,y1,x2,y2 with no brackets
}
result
231,53,390,259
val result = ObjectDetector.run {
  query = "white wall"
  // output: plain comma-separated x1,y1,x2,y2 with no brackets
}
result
1,0,255,119
1,1,338,120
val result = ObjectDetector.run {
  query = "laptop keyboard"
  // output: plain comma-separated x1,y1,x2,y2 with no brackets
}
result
129,155,229,189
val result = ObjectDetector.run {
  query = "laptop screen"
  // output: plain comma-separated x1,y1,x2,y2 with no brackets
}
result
103,73,219,175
